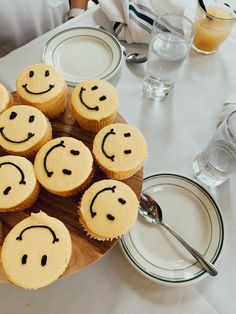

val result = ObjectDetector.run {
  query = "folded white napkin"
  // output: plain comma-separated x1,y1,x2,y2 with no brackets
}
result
99,0,193,43
218,94,236,125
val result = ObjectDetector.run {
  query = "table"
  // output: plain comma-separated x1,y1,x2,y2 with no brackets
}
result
0,5,236,314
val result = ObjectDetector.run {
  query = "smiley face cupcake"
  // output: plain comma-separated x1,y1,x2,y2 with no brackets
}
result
93,123,147,180
1,211,72,289
71,79,118,133
0,155,39,212
34,137,93,196
0,83,13,114
79,179,139,240
16,63,68,119
0,105,52,159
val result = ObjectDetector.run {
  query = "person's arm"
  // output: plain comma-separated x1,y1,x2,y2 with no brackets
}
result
68,0,89,18
70,0,89,10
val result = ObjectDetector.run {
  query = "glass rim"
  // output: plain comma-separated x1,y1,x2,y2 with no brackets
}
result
197,0,236,21
226,109,236,124
226,110,236,143
155,12,195,26
154,13,195,43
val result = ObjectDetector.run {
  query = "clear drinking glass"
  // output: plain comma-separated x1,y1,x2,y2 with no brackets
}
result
193,0,236,54
193,111,236,187
143,13,195,99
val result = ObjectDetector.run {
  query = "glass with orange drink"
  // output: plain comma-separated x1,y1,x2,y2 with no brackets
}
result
193,0,236,54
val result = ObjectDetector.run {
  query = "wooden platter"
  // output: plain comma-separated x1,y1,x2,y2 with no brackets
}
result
0,91,143,284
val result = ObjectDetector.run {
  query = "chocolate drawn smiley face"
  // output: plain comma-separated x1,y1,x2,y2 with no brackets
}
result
71,79,118,117
80,179,139,239
0,155,37,211
34,137,93,195
89,185,127,221
93,123,147,173
0,105,49,152
16,63,65,102
1,211,72,289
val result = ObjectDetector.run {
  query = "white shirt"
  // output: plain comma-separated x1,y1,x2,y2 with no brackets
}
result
0,0,69,57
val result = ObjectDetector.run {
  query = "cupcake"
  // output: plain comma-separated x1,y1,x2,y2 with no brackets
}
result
0,105,52,159
93,123,147,180
0,83,13,113
0,219,3,243
71,79,118,132
79,179,139,240
16,63,68,119
34,136,93,197
0,155,39,212
1,211,72,289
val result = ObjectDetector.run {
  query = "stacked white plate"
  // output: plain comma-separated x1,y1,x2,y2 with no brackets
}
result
121,173,224,285
43,27,123,86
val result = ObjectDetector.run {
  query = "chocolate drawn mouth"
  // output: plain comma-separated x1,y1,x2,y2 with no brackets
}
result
0,127,35,143
79,87,99,111
101,128,116,161
90,185,116,220
22,83,55,95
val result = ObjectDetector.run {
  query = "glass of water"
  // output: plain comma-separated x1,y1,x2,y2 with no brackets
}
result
193,111,236,187
143,13,195,99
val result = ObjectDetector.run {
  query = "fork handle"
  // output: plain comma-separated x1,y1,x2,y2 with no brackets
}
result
161,221,218,276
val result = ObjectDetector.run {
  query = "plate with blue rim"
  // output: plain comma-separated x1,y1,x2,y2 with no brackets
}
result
120,173,224,286
43,27,123,86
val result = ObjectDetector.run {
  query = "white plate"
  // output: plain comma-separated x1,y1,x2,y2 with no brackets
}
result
42,27,123,86
120,173,224,285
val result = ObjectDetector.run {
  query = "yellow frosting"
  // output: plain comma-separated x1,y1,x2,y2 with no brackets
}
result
0,105,50,153
93,123,147,172
0,155,37,209
16,63,65,104
71,79,118,121
34,137,93,194
80,179,139,239
1,211,72,289
0,83,10,113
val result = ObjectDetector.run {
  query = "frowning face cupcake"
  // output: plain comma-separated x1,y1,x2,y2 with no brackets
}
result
1,211,72,289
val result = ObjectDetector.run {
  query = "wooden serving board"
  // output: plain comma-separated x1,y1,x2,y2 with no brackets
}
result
0,91,143,284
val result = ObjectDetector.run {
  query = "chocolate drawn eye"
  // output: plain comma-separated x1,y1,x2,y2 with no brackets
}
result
124,149,132,155
10,111,17,120
62,169,72,175
99,96,106,101
91,85,98,90
21,254,28,265
29,115,35,123
3,186,11,195
45,70,49,77
29,71,34,78
106,214,115,221
70,149,80,155
124,132,131,137
41,255,47,266
118,198,126,204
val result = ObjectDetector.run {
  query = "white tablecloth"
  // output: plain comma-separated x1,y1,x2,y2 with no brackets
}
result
0,5,236,314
